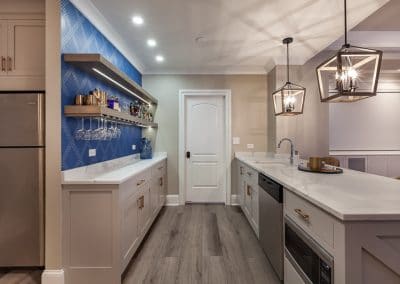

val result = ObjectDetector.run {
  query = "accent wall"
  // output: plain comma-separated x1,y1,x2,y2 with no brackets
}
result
61,0,142,170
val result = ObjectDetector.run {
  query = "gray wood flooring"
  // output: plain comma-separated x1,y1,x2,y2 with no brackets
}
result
0,269,41,284
122,204,280,284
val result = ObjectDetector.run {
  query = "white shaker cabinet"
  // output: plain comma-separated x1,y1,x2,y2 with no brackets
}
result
0,18,45,90
62,157,167,284
237,161,259,237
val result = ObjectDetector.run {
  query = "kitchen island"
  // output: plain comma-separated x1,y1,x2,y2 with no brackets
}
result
235,152,400,284
61,153,167,284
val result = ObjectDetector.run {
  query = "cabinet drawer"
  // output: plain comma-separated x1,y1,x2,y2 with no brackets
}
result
285,190,334,249
133,170,151,189
152,160,166,178
244,166,258,186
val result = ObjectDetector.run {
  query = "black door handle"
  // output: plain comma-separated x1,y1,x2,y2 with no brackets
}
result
186,151,191,159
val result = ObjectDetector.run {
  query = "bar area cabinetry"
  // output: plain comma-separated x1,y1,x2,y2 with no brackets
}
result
62,155,167,284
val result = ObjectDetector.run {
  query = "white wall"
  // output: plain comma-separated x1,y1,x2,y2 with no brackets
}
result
143,75,269,195
330,93,400,151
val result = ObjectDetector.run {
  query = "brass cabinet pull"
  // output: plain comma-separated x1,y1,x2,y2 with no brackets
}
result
7,56,12,71
158,166,163,170
1,57,5,71
159,177,163,186
246,185,251,196
136,179,145,186
137,196,144,209
247,172,252,176
294,208,310,222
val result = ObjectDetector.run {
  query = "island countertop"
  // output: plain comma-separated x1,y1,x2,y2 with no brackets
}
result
62,152,167,185
236,153,400,221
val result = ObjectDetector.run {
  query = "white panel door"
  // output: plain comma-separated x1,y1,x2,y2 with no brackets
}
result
185,95,225,203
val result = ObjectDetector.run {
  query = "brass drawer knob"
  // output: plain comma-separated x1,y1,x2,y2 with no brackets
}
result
136,179,145,186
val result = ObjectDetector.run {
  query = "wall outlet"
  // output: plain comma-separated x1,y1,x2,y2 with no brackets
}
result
232,137,240,145
132,144,136,150
88,149,96,157
247,144,254,149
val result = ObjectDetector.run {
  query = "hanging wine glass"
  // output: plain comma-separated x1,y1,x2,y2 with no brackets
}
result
74,118,85,140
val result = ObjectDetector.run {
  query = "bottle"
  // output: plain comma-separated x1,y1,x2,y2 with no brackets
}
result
140,138,153,159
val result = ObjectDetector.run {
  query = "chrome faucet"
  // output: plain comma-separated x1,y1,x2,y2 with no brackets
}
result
277,138,295,165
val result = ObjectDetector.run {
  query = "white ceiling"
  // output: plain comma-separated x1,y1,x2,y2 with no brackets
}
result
76,0,390,74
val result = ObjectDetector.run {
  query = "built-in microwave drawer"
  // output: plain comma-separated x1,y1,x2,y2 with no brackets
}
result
285,190,334,249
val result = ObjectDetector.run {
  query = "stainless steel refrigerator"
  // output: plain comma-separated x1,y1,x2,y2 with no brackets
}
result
0,92,44,267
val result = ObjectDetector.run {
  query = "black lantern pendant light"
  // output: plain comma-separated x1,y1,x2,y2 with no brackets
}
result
316,0,383,103
273,37,306,116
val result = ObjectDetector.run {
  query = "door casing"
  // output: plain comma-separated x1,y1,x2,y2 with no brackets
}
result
178,89,232,205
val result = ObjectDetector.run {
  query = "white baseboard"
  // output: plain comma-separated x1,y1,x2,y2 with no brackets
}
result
42,269,65,284
231,194,240,206
166,194,179,206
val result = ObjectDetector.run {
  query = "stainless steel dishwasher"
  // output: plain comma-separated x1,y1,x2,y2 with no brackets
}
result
259,173,284,281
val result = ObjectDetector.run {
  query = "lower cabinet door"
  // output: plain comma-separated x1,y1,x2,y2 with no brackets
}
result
150,178,159,215
251,186,259,229
159,175,166,207
122,192,139,262
243,182,252,218
138,185,151,234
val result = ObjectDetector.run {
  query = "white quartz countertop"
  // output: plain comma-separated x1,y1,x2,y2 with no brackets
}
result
236,153,400,221
62,152,167,185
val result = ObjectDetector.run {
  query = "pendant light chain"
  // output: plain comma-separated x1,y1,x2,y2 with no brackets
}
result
344,0,348,47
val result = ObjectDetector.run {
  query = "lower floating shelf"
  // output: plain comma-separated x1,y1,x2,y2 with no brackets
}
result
64,105,158,128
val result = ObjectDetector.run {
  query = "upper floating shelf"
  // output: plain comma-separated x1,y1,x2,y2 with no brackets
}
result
64,105,158,128
63,53,158,105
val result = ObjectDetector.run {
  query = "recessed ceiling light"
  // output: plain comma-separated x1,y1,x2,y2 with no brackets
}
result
155,55,164,63
147,39,157,47
132,15,144,26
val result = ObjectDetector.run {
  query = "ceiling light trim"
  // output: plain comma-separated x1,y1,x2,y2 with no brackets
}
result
69,0,145,73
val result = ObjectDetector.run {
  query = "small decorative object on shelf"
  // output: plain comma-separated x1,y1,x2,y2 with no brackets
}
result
140,137,153,159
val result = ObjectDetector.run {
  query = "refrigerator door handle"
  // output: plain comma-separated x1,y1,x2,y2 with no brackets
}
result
38,148,45,265
38,93,45,147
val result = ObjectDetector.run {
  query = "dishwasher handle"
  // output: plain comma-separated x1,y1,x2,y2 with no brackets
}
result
258,173,283,203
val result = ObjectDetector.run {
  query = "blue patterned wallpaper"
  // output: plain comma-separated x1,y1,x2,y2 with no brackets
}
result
61,0,143,170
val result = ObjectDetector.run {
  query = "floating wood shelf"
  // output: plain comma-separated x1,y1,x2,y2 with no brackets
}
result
63,53,158,105
64,105,158,128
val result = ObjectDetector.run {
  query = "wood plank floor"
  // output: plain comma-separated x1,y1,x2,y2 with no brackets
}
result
0,269,41,284
122,204,280,284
